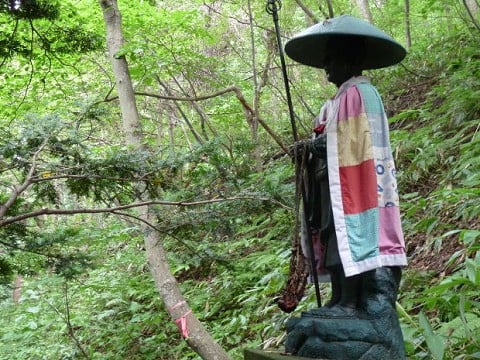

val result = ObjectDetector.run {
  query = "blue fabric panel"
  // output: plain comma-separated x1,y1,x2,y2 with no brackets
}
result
357,83,384,115
345,208,380,262
357,83,390,148
367,114,390,148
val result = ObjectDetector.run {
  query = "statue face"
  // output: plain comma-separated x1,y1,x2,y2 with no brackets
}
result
324,37,364,87
324,55,355,87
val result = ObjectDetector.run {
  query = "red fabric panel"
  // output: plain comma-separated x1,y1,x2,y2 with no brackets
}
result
340,159,378,215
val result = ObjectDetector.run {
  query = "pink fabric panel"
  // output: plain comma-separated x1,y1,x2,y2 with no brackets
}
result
378,206,405,254
337,86,363,122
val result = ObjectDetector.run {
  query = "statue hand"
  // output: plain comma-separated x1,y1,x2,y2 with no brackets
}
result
288,139,311,160
310,134,327,159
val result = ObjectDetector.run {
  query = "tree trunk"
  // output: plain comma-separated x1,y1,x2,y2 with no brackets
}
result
463,0,480,30
354,0,373,23
247,0,262,171
12,274,22,303
98,1,142,147
98,1,231,359
404,0,411,49
465,0,479,15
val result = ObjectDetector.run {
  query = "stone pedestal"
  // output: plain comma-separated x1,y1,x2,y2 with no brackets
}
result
284,267,406,359
244,348,319,360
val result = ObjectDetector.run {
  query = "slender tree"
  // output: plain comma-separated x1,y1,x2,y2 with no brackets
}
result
404,0,411,49
98,1,231,359
247,0,261,170
465,0,480,15
353,0,373,23
463,0,480,30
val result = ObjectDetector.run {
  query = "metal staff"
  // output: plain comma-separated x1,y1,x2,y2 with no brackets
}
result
266,0,322,308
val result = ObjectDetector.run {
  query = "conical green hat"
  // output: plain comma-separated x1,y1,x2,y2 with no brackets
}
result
284,15,406,70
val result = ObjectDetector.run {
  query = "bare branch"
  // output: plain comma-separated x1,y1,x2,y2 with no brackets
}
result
30,173,136,184
138,86,239,102
112,210,231,266
0,196,291,227
202,2,272,33
104,85,289,153
156,77,204,145
294,0,320,23
63,282,90,359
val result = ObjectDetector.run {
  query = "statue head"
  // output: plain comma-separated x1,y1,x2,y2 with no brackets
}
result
324,35,366,87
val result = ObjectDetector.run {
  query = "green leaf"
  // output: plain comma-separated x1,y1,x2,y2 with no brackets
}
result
27,321,38,330
26,306,41,314
461,230,480,246
114,47,128,59
465,259,480,285
419,312,445,360
128,301,142,313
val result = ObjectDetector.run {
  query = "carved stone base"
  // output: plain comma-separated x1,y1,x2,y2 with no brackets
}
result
284,267,406,359
244,348,320,360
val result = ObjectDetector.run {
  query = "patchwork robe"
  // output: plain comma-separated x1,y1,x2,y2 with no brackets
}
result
312,76,407,277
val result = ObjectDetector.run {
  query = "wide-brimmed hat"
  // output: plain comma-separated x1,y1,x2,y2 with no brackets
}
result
284,15,406,70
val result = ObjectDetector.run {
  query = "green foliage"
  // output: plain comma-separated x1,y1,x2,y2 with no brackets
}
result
399,247,480,359
0,0,60,20
0,0,101,59
387,21,480,358
0,255,13,285
419,311,446,360
0,0,479,359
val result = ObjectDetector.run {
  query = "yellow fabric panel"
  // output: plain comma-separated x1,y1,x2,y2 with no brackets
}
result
337,113,373,167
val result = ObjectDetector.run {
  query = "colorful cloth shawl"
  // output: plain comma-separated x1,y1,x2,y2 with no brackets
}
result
315,76,407,277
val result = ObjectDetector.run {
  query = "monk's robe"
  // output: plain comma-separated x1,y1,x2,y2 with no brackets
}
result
314,76,407,277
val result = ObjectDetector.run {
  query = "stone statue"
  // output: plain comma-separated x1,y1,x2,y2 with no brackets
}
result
283,15,408,359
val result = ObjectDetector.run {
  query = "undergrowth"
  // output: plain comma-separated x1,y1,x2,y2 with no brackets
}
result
385,27,480,359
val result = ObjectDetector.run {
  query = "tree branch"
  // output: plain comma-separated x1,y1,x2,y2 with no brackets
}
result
30,173,136,184
156,77,204,145
294,0,320,23
112,210,232,268
104,85,290,153
0,196,290,227
0,139,48,219
64,282,90,359
136,86,240,102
